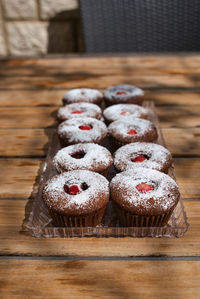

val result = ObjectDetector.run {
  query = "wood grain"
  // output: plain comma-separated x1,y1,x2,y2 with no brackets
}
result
2,59,200,76
0,90,199,107
2,55,200,69
147,91,200,107
0,159,43,198
174,158,200,198
157,106,200,128
0,106,199,129
0,128,199,157
0,199,199,257
162,128,200,156
0,129,53,156
0,259,200,299
0,55,200,297
0,107,56,129
0,74,199,90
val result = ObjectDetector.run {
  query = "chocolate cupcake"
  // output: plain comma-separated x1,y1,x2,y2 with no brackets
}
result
42,170,109,227
57,117,107,146
103,104,148,124
114,142,172,173
104,84,144,107
53,143,113,177
62,88,103,106
110,167,180,227
108,118,158,151
57,103,102,122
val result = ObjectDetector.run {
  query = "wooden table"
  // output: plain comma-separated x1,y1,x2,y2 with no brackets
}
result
0,55,200,298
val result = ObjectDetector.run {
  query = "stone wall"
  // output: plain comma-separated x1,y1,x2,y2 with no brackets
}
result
0,0,83,57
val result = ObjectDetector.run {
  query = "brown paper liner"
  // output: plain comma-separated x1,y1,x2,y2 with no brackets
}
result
114,203,174,227
49,205,107,227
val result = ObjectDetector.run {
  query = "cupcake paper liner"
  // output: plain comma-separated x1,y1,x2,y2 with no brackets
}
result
49,205,107,228
114,203,174,227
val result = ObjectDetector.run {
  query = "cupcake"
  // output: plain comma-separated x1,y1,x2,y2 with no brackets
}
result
108,118,158,151
110,168,180,227
104,84,144,107
114,142,172,173
57,117,107,146
53,143,113,177
62,88,103,106
42,170,109,227
57,103,102,122
103,104,148,124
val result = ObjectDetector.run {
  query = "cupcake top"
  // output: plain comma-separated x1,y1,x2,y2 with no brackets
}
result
114,142,172,173
103,104,148,123
63,88,103,105
57,117,107,145
104,84,144,105
57,103,102,122
108,118,158,144
43,170,109,216
53,143,113,173
110,167,180,215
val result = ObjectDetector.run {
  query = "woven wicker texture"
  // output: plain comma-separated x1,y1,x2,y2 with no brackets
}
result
79,0,200,52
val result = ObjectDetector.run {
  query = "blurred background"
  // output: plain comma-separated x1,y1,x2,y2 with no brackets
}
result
0,0,83,57
0,0,200,57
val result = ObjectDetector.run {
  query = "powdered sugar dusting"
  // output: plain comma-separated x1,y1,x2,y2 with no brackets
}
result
43,170,109,213
63,88,103,104
111,167,180,213
53,143,113,172
103,104,148,123
57,103,102,121
57,117,107,144
114,142,172,172
104,84,144,101
108,118,157,142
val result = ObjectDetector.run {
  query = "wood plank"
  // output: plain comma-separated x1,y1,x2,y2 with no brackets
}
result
0,128,199,157
0,90,199,107
0,107,56,129
0,89,64,107
0,74,199,90
0,159,43,198
0,200,199,258
157,106,200,128
0,259,199,299
162,128,200,156
2,55,200,69
0,129,53,156
174,158,200,198
147,91,200,106
2,59,200,77
0,106,199,129
0,157,199,199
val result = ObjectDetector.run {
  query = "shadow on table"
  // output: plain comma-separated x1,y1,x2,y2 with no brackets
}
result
21,109,57,233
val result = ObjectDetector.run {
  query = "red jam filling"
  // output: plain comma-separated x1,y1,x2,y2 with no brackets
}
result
64,184,80,195
79,125,92,130
132,155,146,163
127,129,137,135
116,91,127,95
71,110,83,114
120,111,131,116
136,182,154,193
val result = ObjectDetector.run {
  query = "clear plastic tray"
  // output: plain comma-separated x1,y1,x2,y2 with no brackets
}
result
26,101,189,238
